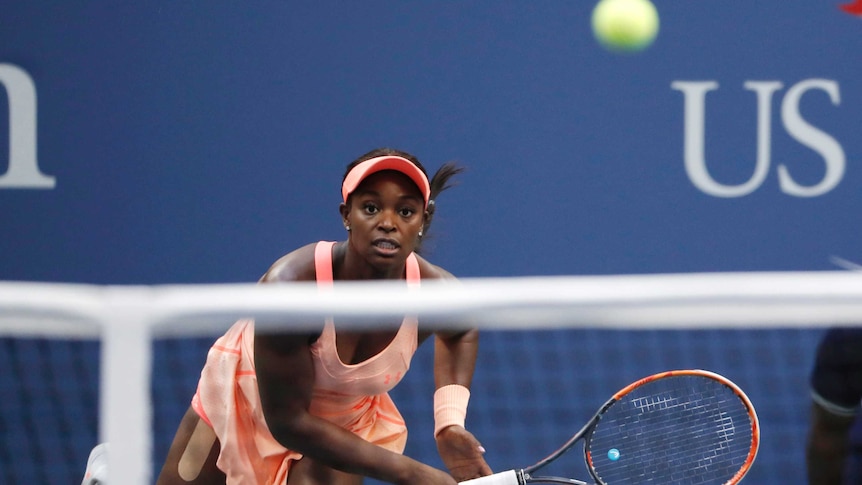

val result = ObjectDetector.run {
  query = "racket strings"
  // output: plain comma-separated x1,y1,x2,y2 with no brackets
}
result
587,376,754,484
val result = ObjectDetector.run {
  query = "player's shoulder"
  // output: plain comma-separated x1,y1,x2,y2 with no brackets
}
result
414,253,457,281
260,242,318,283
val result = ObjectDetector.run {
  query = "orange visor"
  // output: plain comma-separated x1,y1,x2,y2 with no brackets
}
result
341,156,431,208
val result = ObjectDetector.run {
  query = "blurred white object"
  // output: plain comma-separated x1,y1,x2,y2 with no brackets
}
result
81,443,109,485
830,255,862,271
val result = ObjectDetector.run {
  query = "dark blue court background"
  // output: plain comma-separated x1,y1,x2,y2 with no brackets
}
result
1,1,861,483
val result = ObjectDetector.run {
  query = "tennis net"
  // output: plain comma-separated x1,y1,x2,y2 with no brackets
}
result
0,271,860,484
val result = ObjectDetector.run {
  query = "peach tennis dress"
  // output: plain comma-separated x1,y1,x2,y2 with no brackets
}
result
191,241,420,484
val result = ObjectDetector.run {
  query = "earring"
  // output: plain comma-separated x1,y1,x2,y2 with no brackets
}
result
418,230,423,238
345,225,351,232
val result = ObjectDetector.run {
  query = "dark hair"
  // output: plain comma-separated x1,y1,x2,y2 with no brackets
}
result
343,147,464,252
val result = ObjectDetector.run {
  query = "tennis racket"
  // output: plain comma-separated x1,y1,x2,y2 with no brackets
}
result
460,369,759,485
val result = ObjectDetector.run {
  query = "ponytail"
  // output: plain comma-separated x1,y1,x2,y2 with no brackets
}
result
422,162,465,249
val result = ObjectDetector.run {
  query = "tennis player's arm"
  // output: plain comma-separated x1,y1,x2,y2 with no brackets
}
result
427,269,492,481
434,327,480,389
806,401,855,484
429,268,479,390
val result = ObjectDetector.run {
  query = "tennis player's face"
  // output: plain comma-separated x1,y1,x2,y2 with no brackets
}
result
342,170,426,271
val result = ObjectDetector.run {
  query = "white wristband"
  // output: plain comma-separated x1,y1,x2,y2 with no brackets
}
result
434,384,470,437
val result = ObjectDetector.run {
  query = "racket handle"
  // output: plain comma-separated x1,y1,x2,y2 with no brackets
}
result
459,470,521,485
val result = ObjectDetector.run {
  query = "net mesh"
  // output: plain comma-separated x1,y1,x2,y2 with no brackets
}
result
0,275,860,484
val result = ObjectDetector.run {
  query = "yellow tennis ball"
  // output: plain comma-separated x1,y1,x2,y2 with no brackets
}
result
591,0,660,53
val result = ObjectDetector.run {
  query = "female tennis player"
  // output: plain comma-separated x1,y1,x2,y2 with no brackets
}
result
155,148,492,485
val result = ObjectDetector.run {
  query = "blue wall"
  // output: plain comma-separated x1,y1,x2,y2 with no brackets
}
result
3,1,861,282
1,1,860,483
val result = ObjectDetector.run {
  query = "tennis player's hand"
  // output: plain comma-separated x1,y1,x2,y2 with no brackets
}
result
435,426,493,482
399,463,459,485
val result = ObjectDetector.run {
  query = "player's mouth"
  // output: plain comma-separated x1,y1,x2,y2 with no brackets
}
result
372,238,400,255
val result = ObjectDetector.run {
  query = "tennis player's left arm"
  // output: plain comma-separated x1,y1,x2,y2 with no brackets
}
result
429,268,491,481
430,267,479,393
433,327,491,482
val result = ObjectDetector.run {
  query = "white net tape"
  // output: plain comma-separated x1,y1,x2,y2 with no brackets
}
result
2,271,861,484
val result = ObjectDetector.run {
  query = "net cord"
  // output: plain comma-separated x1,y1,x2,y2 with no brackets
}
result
0,271,861,485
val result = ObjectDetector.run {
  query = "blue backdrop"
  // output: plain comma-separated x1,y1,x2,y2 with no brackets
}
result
1,1,860,483
3,1,861,282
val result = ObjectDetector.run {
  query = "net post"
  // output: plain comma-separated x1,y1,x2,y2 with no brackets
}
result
99,288,154,485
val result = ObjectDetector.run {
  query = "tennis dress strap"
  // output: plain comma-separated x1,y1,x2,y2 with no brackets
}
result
314,241,336,288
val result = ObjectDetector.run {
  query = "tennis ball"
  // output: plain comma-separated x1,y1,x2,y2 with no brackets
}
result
591,0,659,53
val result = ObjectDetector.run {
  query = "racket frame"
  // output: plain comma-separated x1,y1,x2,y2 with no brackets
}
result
522,369,760,485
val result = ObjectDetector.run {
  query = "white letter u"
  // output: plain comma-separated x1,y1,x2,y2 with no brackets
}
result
671,80,783,198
